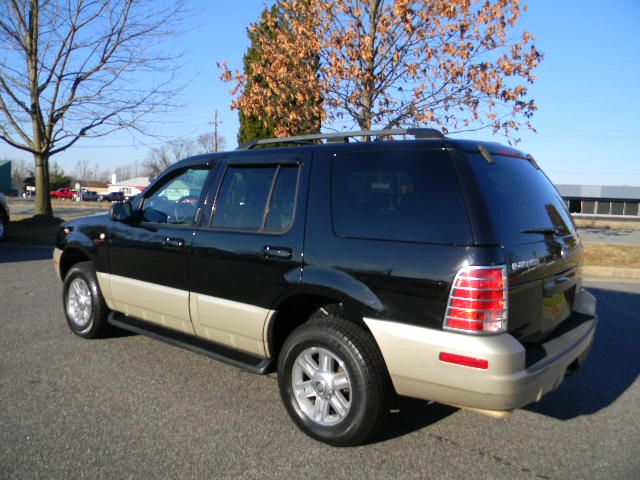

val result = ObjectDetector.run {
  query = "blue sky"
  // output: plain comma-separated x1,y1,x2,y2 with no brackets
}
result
1,0,639,186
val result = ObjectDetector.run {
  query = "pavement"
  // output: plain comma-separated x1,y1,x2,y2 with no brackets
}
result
8,199,107,220
0,244,639,479
577,227,640,245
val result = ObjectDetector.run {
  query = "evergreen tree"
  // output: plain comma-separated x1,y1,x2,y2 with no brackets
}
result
237,3,321,144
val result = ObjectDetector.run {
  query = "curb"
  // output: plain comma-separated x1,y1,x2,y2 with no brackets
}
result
582,266,640,282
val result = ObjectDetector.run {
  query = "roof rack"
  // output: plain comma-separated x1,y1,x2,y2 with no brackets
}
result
237,128,445,150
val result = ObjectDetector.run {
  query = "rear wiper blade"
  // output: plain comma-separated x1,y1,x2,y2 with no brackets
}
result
521,227,561,235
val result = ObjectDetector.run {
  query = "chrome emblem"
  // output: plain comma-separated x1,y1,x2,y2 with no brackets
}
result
510,258,540,273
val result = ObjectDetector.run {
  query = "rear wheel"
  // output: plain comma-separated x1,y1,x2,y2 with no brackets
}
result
277,313,391,446
63,261,110,338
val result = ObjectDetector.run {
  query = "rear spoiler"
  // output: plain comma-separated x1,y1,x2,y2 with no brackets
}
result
475,144,539,169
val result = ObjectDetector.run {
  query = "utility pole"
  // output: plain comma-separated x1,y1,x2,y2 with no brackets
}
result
209,109,222,152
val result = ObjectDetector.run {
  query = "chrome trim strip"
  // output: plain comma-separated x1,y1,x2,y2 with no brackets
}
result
451,286,504,292
449,296,503,303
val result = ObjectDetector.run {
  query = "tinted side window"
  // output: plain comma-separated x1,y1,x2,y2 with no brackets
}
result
212,164,300,232
142,168,208,224
265,166,299,232
331,150,472,244
213,166,276,230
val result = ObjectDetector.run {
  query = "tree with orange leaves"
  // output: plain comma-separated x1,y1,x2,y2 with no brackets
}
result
221,0,542,140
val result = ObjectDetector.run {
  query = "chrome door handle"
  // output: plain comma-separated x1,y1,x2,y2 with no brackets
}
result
163,237,185,250
261,245,292,260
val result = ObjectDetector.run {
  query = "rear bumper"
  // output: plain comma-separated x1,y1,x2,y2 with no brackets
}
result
364,288,597,412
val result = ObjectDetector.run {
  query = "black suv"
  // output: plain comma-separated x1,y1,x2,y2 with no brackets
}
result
54,129,597,446
99,191,125,202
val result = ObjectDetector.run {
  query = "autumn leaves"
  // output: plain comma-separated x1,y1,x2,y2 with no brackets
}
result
221,0,541,139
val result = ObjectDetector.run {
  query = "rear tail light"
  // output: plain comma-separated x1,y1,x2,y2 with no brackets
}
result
444,265,508,334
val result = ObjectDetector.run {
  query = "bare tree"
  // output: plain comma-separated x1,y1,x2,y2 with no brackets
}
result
75,158,90,184
0,0,186,215
143,138,195,179
196,131,226,153
114,164,133,182
9,157,31,189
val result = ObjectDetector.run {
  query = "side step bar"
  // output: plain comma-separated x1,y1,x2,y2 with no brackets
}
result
107,312,273,374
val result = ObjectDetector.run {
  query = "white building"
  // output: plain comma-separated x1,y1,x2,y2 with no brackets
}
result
108,175,150,198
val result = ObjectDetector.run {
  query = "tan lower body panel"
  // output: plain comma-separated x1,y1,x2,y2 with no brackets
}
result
53,248,62,281
363,317,595,412
96,272,113,302
363,317,525,410
105,274,195,335
98,273,272,357
189,293,272,358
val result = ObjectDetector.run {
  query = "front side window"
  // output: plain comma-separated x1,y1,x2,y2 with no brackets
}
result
142,168,208,224
212,164,299,232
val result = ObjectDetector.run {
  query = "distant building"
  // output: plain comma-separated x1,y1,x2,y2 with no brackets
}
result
81,180,109,194
108,175,150,198
0,160,11,194
556,184,640,217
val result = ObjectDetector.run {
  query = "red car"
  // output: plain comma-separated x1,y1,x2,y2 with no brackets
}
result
50,188,77,199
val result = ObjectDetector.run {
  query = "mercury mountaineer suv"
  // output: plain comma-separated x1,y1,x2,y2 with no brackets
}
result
53,129,597,446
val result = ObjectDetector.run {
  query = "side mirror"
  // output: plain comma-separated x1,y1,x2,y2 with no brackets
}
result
109,202,133,222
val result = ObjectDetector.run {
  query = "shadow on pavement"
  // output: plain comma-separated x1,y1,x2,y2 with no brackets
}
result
581,227,633,236
0,244,53,263
368,398,457,444
527,287,640,419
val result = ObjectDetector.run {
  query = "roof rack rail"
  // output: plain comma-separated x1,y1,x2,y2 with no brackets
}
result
237,128,445,150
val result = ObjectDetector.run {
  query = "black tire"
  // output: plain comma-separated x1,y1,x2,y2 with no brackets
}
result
62,261,111,338
277,313,391,446
0,210,7,241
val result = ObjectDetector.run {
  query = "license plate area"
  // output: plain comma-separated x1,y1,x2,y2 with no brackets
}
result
541,285,575,334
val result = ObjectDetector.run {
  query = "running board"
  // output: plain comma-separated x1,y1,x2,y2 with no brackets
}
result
107,312,273,374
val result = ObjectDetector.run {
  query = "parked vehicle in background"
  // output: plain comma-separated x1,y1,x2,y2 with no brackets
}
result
0,192,9,241
53,129,597,446
98,191,125,203
75,189,99,202
50,188,77,199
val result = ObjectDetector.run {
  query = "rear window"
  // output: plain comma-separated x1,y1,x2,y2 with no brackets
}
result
466,153,576,245
331,150,472,244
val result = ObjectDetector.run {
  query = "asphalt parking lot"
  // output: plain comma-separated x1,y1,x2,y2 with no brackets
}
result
578,226,640,245
1,244,638,479
9,200,107,220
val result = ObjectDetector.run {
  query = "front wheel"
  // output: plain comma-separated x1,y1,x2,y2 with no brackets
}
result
277,315,391,446
62,261,110,338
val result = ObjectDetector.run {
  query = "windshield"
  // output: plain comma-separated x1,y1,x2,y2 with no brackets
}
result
466,153,576,245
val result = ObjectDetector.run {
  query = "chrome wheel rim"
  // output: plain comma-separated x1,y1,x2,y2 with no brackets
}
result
66,278,92,329
292,346,352,426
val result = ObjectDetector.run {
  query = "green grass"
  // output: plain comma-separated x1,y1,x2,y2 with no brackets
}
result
583,243,640,268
